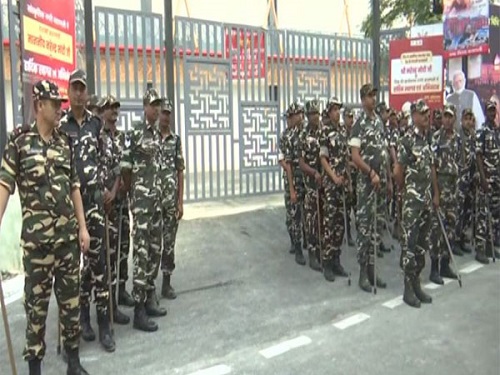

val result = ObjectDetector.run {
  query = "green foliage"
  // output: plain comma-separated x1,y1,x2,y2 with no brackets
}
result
361,0,443,37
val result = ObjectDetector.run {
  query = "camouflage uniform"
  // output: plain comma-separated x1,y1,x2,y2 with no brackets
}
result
279,123,294,247
0,82,81,362
475,102,500,260
298,110,322,268
343,107,357,242
121,102,163,305
455,110,476,250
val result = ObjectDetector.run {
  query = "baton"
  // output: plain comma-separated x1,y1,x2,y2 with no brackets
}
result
436,208,463,288
104,216,114,333
116,202,123,301
372,193,378,295
341,189,352,286
316,190,323,270
485,195,496,263
0,274,17,375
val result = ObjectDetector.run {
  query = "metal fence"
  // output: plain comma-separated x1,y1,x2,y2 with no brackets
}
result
1,4,373,202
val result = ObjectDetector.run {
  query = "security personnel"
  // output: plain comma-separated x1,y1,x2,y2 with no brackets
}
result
0,80,90,374
60,69,115,352
343,107,356,246
159,101,185,299
121,88,166,332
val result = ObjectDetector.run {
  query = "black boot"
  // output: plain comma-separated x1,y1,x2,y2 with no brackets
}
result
322,259,336,282
80,304,95,342
429,258,444,285
332,255,348,277
145,291,167,317
97,310,116,352
161,274,177,299
367,264,387,288
475,251,490,264
133,302,158,332
118,284,135,307
66,347,89,375
452,243,464,256
379,242,391,253
113,297,130,325
440,258,457,279
294,243,306,266
308,250,322,272
403,275,421,308
459,239,472,254
29,359,41,375
412,276,432,304
358,264,371,293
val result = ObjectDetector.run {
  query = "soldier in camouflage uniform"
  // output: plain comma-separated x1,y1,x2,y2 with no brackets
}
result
475,100,500,264
159,101,185,300
343,107,356,247
60,69,115,352
320,97,350,281
394,99,437,308
0,80,90,374
432,109,443,133
279,107,296,253
121,88,166,332
98,95,131,325
349,84,392,292
86,94,102,118
298,100,323,272
454,109,476,254
285,102,306,264
428,103,460,284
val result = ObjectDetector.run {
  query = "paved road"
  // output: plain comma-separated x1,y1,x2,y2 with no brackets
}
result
1,206,499,375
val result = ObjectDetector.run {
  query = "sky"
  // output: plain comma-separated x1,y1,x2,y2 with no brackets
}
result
92,0,372,37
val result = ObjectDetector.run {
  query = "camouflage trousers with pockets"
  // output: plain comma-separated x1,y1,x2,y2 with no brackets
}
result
430,177,457,260
475,179,500,255
108,197,131,287
161,201,179,275
322,184,344,261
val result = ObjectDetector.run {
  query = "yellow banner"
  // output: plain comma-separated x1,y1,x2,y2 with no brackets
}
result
23,15,74,65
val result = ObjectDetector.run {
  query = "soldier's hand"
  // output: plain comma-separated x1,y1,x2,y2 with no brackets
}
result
333,175,344,186
176,203,184,220
387,180,393,199
314,171,322,186
370,172,381,191
104,189,115,205
290,189,298,204
433,193,440,210
79,227,90,254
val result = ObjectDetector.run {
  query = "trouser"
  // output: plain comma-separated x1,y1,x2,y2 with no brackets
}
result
455,174,475,243
80,190,109,315
430,177,457,260
22,239,81,360
475,180,500,254
109,198,131,286
161,202,179,275
131,206,163,303
303,187,321,256
322,185,344,261
401,199,432,276
285,186,304,247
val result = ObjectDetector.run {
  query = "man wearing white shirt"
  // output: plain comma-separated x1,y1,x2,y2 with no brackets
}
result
446,70,485,129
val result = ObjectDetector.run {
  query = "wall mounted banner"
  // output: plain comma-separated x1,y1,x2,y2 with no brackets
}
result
389,35,445,111
20,0,76,121
443,0,490,58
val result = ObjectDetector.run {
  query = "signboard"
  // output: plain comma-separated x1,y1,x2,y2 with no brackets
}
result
443,0,490,58
389,36,445,111
225,28,266,79
410,23,443,38
20,0,76,121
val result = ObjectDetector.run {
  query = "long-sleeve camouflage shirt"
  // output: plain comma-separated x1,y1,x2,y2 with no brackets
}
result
279,128,291,181
397,127,434,204
319,122,348,189
298,123,322,190
120,121,162,211
476,120,500,180
0,123,80,247
457,125,476,180
100,125,123,192
159,131,185,207
284,127,304,193
60,109,103,191
432,128,460,178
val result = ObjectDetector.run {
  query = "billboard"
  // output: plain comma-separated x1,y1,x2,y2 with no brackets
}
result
389,36,445,111
20,0,76,122
225,28,266,80
443,0,490,58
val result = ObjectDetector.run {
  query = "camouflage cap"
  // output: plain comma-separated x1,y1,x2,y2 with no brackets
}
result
375,101,388,114
69,69,87,86
433,109,443,119
462,108,473,117
411,99,430,114
443,103,456,116
486,100,497,110
98,94,121,109
388,107,396,116
162,99,173,113
287,101,304,116
143,88,163,105
326,96,343,111
343,106,354,117
305,99,321,114
86,94,100,109
360,83,377,99
32,80,68,102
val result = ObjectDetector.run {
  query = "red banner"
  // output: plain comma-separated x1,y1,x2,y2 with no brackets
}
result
389,36,445,111
20,0,76,121
225,28,266,79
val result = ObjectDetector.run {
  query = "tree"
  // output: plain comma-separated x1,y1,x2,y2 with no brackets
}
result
361,0,443,38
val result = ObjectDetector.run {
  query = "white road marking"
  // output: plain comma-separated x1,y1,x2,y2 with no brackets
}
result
333,313,370,330
443,278,454,285
460,263,484,274
382,296,404,309
424,283,442,290
259,336,312,359
187,365,231,375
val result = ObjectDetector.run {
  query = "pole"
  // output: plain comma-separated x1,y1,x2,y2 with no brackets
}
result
84,0,95,94
0,3,8,155
372,0,381,98
164,0,175,116
0,275,18,375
